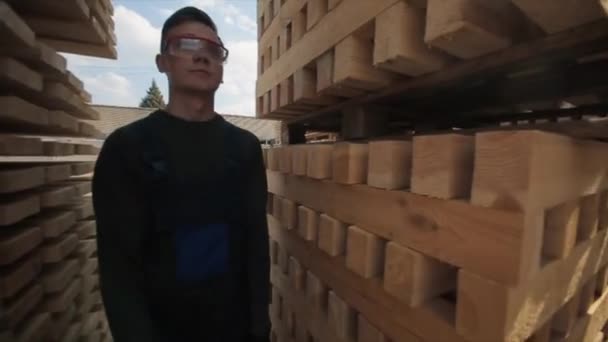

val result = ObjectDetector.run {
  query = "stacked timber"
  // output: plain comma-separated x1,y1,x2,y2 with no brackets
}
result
0,1,112,341
4,0,117,59
255,0,607,119
265,128,608,342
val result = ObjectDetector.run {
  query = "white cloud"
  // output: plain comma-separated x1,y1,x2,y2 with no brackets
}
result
82,72,136,106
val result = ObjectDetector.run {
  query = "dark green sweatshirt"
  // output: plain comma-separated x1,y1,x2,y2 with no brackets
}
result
92,110,270,341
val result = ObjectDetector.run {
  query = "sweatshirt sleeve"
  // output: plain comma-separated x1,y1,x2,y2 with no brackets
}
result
92,129,160,342
244,135,271,338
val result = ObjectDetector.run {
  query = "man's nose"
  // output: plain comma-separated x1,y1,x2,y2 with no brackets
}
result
192,52,211,65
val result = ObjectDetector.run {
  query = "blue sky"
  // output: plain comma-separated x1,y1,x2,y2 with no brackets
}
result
63,0,259,116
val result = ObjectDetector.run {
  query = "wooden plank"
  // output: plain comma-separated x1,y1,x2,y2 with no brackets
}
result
0,1,36,49
24,210,76,239
0,42,67,80
290,20,608,127
411,133,474,199
332,142,369,184
317,213,347,257
333,27,397,92
511,0,605,34
358,314,391,342
328,290,357,340
384,241,457,308
0,194,40,226
543,200,580,259
565,281,608,342
553,291,582,334
49,304,77,341
268,217,464,342
316,49,366,98
71,162,95,176
305,270,328,312
48,111,81,134
0,57,43,94
281,197,298,230
306,144,333,179
40,233,79,264
2,283,43,330
0,251,42,299
0,226,42,265
5,0,89,20
471,130,608,282
78,121,104,139
23,14,106,46
579,194,601,241
76,239,97,260
278,146,293,174
425,0,529,59
0,167,45,194
43,277,81,313
45,165,72,183
288,256,305,291
291,145,307,176
367,139,412,190
307,0,328,31
13,312,51,342
39,185,77,208
256,0,400,96
374,1,451,76
293,67,339,106
40,38,117,60
61,321,82,342
0,136,43,156
456,228,608,342
267,171,525,285
42,82,100,120
297,206,318,241
43,142,75,156
75,145,100,156
328,0,342,10
41,259,79,294
345,225,385,279
74,220,95,240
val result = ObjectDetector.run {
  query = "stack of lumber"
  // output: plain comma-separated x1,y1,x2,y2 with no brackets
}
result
265,128,608,341
4,0,117,59
255,0,607,119
0,1,112,341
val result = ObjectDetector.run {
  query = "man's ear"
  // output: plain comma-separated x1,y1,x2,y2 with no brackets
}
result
156,54,167,73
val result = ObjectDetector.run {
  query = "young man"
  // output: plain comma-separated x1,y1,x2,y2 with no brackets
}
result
92,7,270,342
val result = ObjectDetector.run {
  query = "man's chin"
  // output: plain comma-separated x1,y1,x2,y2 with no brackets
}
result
178,83,219,94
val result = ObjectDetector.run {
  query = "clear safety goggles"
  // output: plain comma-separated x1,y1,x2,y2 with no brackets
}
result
163,36,229,63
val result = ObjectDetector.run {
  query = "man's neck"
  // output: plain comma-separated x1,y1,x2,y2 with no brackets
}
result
165,91,216,122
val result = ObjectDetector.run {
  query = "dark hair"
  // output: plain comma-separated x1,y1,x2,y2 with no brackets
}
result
160,6,218,52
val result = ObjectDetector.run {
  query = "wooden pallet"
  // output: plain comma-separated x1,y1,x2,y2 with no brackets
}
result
266,127,608,341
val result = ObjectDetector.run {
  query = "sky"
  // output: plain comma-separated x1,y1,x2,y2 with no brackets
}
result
63,0,258,116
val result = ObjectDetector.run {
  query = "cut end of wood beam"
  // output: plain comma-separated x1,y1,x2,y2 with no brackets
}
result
307,144,333,179
374,1,451,76
411,133,474,199
297,206,319,241
332,142,369,184
346,225,385,279
367,139,412,190
424,0,521,59
384,241,457,307
318,214,347,257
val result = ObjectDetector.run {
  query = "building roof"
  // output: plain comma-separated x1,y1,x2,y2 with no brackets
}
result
88,105,282,143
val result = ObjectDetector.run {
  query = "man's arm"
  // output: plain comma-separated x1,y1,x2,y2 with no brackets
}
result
92,129,160,342
244,136,271,341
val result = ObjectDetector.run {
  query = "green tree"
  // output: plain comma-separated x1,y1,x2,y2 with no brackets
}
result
139,79,166,108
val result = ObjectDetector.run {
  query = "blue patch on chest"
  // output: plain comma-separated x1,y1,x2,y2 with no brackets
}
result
174,223,230,283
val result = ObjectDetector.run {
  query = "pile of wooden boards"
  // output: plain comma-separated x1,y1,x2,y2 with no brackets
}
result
255,0,607,119
0,1,112,341
265,128,608,341
4,0,117,59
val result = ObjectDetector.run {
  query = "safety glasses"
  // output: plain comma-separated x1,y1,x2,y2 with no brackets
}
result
163,35,229,63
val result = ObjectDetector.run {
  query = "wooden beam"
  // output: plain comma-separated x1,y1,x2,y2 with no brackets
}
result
345,225,385,279
332,142,369,184
40,38,117,60
374,1,451,76
267,170,525,284
0,1,37,49
456,228,608,342
268,216,465,342
5,0,90,21
0,250,42,299
0,135,43,156
411,133,474,199
256,0,400,96
367,139,412,190
0,226,42,266
511,0,605,34
0,57,43,94
0,167,45,194
24,210,76,239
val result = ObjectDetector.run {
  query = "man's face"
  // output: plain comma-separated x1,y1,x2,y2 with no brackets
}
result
157,22,225,94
